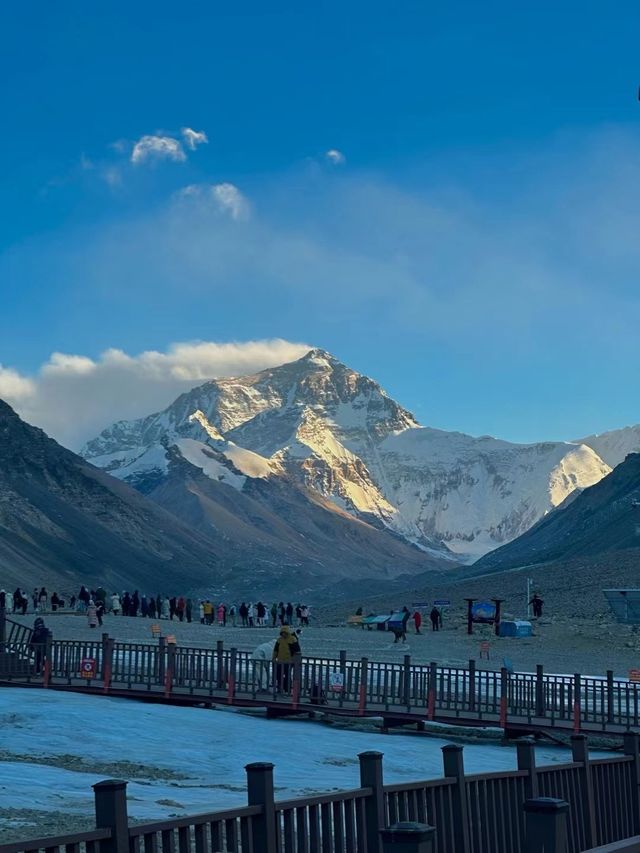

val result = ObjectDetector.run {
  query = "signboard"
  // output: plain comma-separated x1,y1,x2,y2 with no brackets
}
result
412,602,429,608
80,657,97,680
629,669,640,683
329,672,345,693
434,599,451,607
471,602,497,623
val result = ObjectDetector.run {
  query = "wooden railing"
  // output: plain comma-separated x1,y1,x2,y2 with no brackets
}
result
2,737,640,853
5,632,640,734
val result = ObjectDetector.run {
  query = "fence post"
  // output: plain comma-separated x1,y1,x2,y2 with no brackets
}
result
246,762,276,853
500,667,509,728
517,738,539,800
468,659,476,713
607,670,615,724
427,662,437,720
228,647,237,704
523,798,569,853
535,665,545,717
571,734,596,848
624,731,640,831
359,657,369,715
216,639,225,688
158,636,166,685
441,745,470,853
103,636,114,694
573,674,581,734
93,779,129,853
380,822,436,852
359,751,385,853
403,655,412,710
43,633,52,687
164,642,175,698
291,653,302,709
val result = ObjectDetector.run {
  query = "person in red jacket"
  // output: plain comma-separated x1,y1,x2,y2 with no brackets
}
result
413,611,422,634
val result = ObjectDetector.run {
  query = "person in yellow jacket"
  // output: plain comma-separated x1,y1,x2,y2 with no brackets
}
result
272,625,301,693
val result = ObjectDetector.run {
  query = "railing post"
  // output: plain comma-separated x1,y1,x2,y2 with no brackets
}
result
359,657,369,715
380,822,436,852
500,667,509,728
607,670,615,724
403,655,411,710
427,662,437,720
164,642,175,698
441,745,470,853
291,653,302,709
571,734,596,848
43,633,52,687
523,798,569,853
246,762,277,853
359,750,385,853
228,647,237,704
158,636,166,684
216,639,225,688
468,659,476,713
103,636,114,694
624,731,640,832
573,674,581,733
517,738,539,800
93,779,129,853
535,665,545,717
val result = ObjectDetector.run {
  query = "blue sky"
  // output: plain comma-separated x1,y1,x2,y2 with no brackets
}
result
1,1,640,447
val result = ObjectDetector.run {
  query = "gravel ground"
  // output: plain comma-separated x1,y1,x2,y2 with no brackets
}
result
8,608,640,677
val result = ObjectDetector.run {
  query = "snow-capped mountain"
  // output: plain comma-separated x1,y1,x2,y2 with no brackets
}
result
577,425,640,469
82,349,612,559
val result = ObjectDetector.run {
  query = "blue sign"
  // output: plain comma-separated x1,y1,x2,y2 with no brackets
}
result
472,601,496,623
434,599,451,607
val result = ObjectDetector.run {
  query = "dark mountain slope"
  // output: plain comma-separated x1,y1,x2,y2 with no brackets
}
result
0,400,224,592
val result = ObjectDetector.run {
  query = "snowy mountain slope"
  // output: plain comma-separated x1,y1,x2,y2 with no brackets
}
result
577,425,640,469
83,349,612,559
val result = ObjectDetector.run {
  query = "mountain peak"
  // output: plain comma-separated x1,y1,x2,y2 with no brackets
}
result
296,348,342,369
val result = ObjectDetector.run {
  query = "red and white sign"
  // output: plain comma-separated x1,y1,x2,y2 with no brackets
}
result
80,657,97,679
629,669,640,683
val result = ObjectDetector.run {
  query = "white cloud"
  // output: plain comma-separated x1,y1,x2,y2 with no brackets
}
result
325,149,346,165
176,182,250,220
211,183,249,220
0,367,35,401
131,135,186,165
181,127,208,150
0,340,311,450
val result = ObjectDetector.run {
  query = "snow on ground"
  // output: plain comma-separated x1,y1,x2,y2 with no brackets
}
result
0,686,587,834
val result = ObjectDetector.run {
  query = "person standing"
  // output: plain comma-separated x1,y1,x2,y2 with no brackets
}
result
162,597,171,620
176,596,186,622
96,599,105,627
186,598,193,624
413,610,422,634
430,607,440,632
131,591,140,617
285,602,294,625
229,603,236,626
148,596,157,619
38,587,48,613
239,602,248,627
87,600,98,628
199,601,205,624
111,593,121,615
529,594,544,618
30,617,50,673
270,602,278,628
272,626,301,693
122,592,131,617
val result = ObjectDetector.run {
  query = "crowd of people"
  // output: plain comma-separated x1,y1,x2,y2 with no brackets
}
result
1,585,312,631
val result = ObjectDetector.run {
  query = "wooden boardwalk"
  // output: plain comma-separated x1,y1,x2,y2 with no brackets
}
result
2,614,640,739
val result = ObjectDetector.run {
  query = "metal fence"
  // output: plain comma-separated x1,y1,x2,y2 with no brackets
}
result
2,736,639,853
